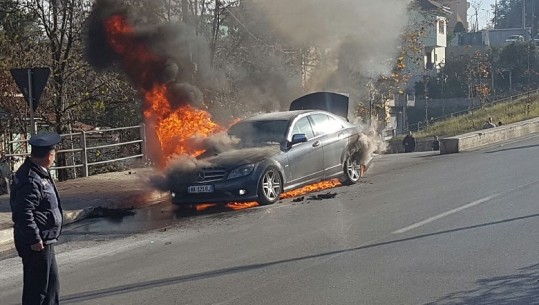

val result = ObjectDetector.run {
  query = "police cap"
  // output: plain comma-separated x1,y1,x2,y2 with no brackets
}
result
29,132,61,150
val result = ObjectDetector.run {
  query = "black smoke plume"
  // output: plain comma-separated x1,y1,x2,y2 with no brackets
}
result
84,0,211,108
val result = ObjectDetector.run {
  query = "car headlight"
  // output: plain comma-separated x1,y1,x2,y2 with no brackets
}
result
228,164,255,179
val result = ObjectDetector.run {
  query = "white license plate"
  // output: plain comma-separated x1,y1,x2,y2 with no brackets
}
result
187,185,214,194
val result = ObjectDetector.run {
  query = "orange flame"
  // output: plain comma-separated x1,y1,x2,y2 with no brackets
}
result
143,84,222,160
105,15,221,165
225,202,260,210
281,179,342,199
195,203,217,212
195,179,342,212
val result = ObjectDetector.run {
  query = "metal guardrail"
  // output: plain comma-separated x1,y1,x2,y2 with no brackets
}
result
4,123,147,178
406,89,539,133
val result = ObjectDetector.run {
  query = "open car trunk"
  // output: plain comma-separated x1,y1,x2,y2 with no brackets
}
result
289,92,349,120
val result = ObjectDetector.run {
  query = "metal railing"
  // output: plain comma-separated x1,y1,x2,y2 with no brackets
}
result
4,123,147,178
406,89,539,133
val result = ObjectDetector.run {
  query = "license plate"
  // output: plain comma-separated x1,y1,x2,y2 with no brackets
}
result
187,185,214,194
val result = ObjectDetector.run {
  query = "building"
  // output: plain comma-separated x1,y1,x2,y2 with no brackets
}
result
439,0,469,32
387,0,451,133
406,0,450,79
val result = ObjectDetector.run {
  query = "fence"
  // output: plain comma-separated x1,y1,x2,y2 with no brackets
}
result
405,89,539,133
4,124,147,179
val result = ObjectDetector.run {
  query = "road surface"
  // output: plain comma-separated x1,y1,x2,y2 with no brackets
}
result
1,134,538,304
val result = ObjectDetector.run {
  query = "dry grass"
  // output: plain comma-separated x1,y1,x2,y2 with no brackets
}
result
415,95,539,139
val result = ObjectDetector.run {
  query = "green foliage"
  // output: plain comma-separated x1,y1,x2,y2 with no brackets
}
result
0,0,38,42
493,0,531,29
498,42,537,86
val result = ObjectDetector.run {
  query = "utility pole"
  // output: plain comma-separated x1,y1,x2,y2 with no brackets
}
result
423,74,430,130
438,62,447,116
495,0,498,27
523,0,526,29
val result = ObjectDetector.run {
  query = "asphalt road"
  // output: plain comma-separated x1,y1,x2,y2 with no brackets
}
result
1,134,539,305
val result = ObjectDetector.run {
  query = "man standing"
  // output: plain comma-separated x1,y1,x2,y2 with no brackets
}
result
402,131,416,153
10,132,62,305
431,135,440,151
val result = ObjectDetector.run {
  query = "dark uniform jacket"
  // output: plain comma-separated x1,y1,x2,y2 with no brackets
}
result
10,157,63,246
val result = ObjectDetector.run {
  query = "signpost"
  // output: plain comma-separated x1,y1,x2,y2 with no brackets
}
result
10,67,51,135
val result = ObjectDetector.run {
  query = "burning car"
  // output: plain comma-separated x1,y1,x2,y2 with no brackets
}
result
169,92,366,206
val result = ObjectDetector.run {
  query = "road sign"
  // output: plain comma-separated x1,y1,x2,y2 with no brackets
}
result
10,67,51,112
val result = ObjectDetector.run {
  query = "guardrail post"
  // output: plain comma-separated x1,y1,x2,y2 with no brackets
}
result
81,131,88,177
139,122,148,162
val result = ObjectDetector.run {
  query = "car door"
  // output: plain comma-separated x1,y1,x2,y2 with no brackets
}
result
309,113,349,178
285,116,324,186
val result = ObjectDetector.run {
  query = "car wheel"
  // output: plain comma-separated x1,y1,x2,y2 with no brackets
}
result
341,152,361,185
257,167,282,205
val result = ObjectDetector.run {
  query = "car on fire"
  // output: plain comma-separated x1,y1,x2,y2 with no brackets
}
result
169,92,365,206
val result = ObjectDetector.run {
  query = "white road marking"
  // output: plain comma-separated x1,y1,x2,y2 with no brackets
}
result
393,194,500,234
393,180,539,235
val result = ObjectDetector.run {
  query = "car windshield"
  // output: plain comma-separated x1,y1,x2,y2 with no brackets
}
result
228,120,289,147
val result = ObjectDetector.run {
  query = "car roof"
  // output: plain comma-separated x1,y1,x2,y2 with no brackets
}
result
243,110,313,122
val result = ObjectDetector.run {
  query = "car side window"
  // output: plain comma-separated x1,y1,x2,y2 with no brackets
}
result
292,117,315,139
310,114,342,136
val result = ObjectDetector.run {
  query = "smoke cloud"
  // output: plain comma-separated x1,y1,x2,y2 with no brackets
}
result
241,0,410,110
150,155,213,191
84,0,213,108
84,0,410,116
186,132,240,155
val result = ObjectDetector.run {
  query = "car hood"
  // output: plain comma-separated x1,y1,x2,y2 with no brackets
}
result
290,91,349,119
200,145,281,168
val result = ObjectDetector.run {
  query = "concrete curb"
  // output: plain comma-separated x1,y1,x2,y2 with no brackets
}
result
440,117,539,154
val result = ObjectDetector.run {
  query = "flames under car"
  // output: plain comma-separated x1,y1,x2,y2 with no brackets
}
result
169,108,364,206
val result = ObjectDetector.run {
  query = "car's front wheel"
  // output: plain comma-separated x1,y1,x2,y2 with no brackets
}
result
341,152,361,185
257,167,282,205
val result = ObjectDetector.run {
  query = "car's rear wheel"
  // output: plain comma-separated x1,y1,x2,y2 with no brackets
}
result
257,167,282,205
341,152,361,185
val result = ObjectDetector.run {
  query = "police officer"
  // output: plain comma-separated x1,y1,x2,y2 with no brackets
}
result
10,132,62,305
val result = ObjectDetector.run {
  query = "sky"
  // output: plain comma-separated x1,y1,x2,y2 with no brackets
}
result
475,0,497,29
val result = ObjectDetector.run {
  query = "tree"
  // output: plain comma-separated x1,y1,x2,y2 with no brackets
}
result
493,0,539,31
498,41,537,89
0,1,144,180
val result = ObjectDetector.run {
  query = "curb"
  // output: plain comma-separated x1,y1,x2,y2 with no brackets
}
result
0,190,170,248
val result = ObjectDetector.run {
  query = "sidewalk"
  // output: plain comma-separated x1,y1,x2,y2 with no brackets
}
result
0,167,170,246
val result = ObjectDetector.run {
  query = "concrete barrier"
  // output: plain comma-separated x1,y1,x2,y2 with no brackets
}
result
440,117,539,154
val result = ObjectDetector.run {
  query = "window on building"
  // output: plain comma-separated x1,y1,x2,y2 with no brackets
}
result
439,20,445,34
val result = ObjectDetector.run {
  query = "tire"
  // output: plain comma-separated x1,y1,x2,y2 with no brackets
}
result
341,152,361,185
257,167,282,205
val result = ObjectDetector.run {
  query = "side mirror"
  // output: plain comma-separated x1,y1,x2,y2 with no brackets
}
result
288,134,308,147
